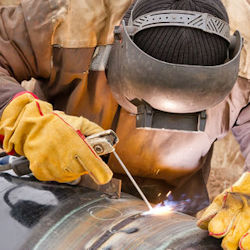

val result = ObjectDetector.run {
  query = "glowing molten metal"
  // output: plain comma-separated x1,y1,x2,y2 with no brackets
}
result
143,191,173,216
143,205,173,216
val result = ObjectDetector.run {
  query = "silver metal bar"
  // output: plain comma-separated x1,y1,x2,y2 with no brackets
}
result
113,151,153,211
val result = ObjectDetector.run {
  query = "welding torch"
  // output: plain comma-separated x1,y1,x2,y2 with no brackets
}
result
0,130,153,211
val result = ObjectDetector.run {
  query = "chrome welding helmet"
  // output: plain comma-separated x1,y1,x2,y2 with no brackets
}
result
107,2,243,132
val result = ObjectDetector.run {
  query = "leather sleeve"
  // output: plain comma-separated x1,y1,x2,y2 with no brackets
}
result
0,0,67,116
232,102,250,171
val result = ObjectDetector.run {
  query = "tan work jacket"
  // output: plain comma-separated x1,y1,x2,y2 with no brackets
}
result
0,0,249,213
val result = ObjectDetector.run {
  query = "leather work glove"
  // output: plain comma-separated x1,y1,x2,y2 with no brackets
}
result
53,111,103,137
197,172,250,250
0,92,113,184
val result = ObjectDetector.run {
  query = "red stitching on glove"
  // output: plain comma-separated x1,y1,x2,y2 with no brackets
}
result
209,230,227,237
76,130,86,140
239,232,249,250
12,91,39,101
52,113,100,160
0,135,3,149
7,149,16,156
11,91,44,116
35,101,44,116
0,135,16,155
223,192,229,204
76,130,100,159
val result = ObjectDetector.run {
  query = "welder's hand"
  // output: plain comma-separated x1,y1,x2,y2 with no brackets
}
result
53,111,104,137
197,172,250,250
0,92,113,184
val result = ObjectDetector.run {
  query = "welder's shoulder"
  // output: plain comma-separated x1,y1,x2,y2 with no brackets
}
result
20,0,68,41
0,0,68,37
9,0,132,50
52,0,132,48
0,0,69,80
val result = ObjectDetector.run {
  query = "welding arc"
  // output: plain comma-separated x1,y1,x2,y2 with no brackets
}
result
113,151,153,211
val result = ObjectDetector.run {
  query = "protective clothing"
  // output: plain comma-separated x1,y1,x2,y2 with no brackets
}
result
53,111,104,137
197,172,250,250
0,0,249,215
52,0,133,48
0,92,113,184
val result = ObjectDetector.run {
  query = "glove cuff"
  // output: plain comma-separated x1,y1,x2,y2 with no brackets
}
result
0,92,53,154
231,172,250,195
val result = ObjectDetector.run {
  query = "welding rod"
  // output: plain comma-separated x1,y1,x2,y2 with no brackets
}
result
113,151,153,211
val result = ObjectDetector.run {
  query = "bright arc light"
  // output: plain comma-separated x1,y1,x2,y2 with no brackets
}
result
142,205,173,216
142,191,173,216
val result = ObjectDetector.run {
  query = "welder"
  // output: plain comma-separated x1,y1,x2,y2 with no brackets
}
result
0,0,249,249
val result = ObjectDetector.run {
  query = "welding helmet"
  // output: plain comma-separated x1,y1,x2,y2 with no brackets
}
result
107,1,243,131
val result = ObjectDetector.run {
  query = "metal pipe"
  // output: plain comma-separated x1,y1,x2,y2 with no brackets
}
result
27,193,221,250
0,173,221,250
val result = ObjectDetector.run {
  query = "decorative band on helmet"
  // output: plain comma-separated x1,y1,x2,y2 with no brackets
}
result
128,10,230,43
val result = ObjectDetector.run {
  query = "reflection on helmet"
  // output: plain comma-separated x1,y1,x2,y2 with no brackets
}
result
107,0,243,131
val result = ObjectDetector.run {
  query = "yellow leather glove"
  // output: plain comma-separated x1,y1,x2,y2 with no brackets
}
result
53,111,103,137
0,92,113,184
197,172,250,250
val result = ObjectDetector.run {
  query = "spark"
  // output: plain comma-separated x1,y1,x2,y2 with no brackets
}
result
142,205,173,216
155,169,160,175
142,191,173,216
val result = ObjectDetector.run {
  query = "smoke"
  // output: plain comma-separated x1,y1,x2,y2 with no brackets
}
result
157,193,210,216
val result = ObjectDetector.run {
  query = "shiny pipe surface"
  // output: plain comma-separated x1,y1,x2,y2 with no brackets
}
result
0,172,221,250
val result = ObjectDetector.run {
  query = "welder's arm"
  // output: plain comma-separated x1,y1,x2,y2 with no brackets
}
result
232,103,250,172
0,3,112,184
0,92,113,184
0,1,54,115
